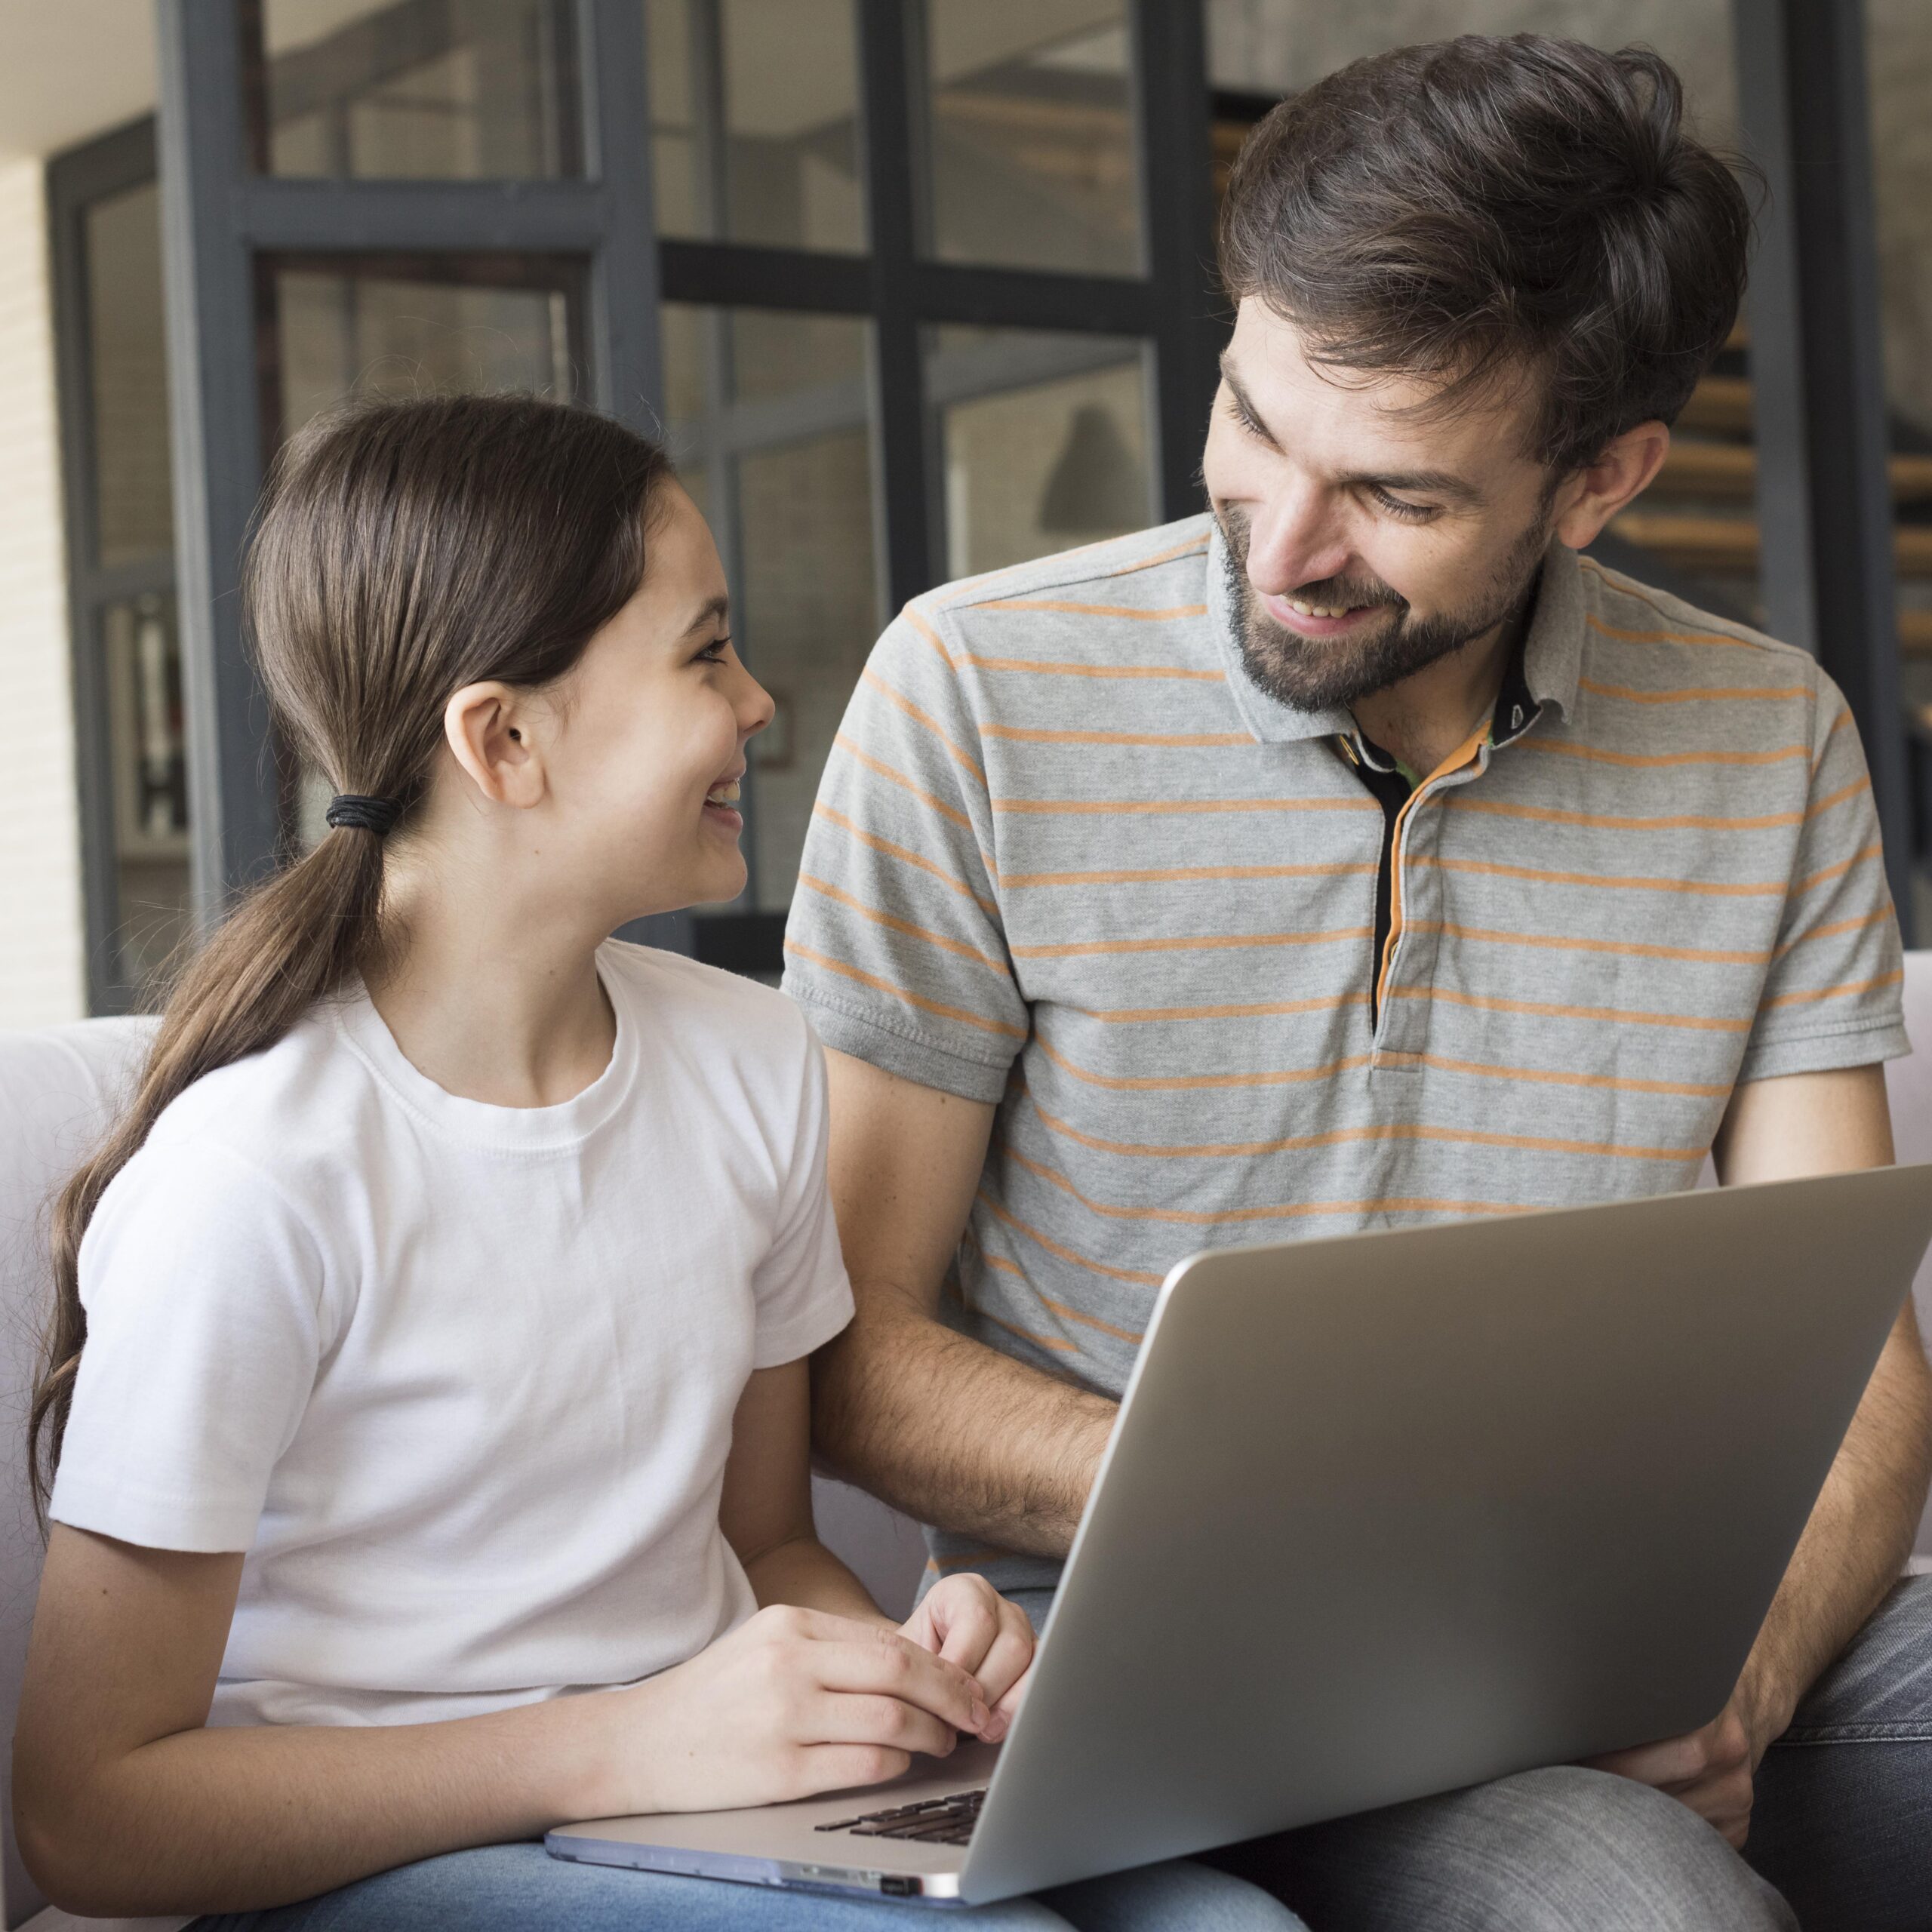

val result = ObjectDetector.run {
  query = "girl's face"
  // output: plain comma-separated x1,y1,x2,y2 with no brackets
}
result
544,483,774,921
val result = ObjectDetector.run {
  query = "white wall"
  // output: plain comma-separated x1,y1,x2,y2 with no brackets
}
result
0,155,86,1027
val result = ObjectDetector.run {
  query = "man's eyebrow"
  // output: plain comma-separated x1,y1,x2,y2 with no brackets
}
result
1219,357,1280,447
679,594,731,637
1337,467,1484,506
1222,351,1486,507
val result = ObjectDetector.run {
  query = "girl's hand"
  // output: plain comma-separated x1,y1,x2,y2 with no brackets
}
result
595,1603,992,1818
899,1574,1035,1741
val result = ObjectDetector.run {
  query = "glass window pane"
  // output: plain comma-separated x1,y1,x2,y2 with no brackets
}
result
1869,0,1932,900
648,0,864,251
257,0,581,179
101,591,193,998
85,183,173,568
662,305,879,912
921,0,1142,275
269,260,582,442
926,325,1153,579
1206,2,1758,629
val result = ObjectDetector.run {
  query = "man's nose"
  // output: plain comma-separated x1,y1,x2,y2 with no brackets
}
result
1247,487,1352,594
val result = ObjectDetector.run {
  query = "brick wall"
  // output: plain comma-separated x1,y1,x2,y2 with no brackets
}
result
0,156,86,1026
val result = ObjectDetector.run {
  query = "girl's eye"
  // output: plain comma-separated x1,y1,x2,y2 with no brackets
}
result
697,635,732,664
1368,484,1433,521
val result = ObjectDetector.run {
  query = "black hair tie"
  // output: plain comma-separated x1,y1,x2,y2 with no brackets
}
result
325,794,402,836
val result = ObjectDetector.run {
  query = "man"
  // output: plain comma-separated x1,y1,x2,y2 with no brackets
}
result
784,35,1932,1932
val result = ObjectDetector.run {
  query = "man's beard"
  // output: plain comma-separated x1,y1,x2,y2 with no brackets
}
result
1216,504,1551,713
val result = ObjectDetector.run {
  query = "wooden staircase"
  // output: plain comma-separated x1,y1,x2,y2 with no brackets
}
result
1607,325,1932,669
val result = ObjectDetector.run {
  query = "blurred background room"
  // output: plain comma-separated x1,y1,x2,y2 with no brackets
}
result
3,0,1930,1021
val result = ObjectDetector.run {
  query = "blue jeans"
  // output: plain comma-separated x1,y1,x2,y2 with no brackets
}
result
189,1576,1932,1931
188,1841,1304,1930
1192,1574,1932,1932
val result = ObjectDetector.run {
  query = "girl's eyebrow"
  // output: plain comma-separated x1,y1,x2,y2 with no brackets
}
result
679,595,731,638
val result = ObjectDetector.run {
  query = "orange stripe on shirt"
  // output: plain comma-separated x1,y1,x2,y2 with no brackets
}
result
1521,737,1810,770
1033,1035,1374,1093
1384,983,1751,1033
974,599,1210,620
1411,854,1787,898
1004,860,1377,890
980,724,1252,747
1796,843,1885,894
1770,909,1894,959
1807,777,1872,819
860,667,984,782
1377,1048,1732,1099
1451,796,1804,833
964,1230,1149,1344
1010,925,1371,961
902,605,959,672
975,1190,1168,1284
1066,992,1368,1025
1405,919,1770,968
795,872,1008,974
1004,1142,1533,1224
781,940,1026,1040
956,653,1225,682
1575,676,1811,705
1022,1091,1700,1164
1760,969,1904,1011
992,794,1380,819
811,804,998,914
832,734,980,838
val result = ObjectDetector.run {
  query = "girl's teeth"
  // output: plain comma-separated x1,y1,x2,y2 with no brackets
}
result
706,783,740,806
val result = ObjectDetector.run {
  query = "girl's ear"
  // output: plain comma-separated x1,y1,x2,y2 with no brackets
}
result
444,681,546,809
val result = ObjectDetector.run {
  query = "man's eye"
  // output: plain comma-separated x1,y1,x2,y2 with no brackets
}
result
1368,485,1433,521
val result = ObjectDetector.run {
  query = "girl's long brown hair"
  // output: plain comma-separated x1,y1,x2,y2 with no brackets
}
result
31,395,672,1519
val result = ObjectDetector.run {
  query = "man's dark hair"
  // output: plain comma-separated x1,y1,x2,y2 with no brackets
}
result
1219,35,1755,476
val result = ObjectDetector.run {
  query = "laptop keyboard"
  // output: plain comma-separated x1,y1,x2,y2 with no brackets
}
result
814,1789,986,1846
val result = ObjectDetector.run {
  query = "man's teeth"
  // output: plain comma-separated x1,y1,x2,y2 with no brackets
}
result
1288,598,1355,618
706,782,740,806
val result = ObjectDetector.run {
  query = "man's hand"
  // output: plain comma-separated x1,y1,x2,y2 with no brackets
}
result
900,1574,1035,1739
1586,1692,1767,1847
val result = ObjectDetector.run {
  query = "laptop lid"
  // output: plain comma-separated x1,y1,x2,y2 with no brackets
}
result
958,1163,1932,1903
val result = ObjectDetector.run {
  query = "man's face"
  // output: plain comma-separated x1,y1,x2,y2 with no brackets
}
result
1200,299,1560,712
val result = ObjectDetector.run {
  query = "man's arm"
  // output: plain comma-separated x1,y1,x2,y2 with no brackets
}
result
1591,1062,1932,1843
809,1049,1116,1557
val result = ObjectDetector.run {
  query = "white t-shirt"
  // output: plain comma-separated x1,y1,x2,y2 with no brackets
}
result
51,941,854,1729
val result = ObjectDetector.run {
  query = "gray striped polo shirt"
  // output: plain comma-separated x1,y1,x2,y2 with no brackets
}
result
781,512,1908,1592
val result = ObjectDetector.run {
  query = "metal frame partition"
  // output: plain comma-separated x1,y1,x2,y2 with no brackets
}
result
155,0,667,929
1734,0,1914,937
155,0,1219,974
49,117,174,1013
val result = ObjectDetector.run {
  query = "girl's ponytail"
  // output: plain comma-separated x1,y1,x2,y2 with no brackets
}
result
29,393,671,1521
32,829,386,1517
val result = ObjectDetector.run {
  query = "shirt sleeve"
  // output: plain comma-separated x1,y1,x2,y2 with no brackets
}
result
49,1142,330,1552
780,601,1029,1103
1737,670,1911,1082
749,1023,857,1369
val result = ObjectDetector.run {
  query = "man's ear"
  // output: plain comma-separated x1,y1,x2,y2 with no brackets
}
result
443,681,546,810
1550,421,1672,550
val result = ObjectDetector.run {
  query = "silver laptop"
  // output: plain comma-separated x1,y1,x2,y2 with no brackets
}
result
549,1163,1932,1906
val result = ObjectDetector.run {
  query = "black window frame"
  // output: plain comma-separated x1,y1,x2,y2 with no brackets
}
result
140,0,1915,975
48,115,180,1015
151,0,1217,975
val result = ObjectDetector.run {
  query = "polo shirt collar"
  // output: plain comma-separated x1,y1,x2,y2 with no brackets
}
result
1208,521,1586,744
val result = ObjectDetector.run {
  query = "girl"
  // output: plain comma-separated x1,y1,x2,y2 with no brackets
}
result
15,397,1302,1931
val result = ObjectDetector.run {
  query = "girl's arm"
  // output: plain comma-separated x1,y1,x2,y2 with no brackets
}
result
723,1361,1035,1730
14,1522,989,1917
